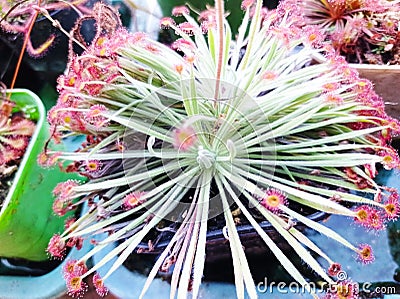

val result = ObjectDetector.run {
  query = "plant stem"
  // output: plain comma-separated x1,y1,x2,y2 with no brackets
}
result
214,0,224,107
9,0,42,97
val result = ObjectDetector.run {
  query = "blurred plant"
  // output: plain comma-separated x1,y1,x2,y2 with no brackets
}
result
0,0,91,91
44,0,400,298
0,90,35,176
291,0,400,64
0,0,91,57
114,0,162,39
155,0,246,36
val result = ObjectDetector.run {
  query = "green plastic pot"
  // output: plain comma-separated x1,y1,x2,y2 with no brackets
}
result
0,89,75,261
0,203,92,299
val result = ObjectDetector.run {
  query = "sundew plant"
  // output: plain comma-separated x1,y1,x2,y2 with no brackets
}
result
0,96,35,166
0,0,91,57
44,1,400,298
289,0,400,64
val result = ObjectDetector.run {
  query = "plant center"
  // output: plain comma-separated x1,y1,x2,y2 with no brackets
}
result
196,146,216,170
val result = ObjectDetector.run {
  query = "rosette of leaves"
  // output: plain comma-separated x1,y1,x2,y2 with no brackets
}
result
44,1,400,298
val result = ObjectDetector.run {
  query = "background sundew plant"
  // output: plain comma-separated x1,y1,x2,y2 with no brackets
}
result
288,0,400,65
43,1,400,298
0,0,91,57
0,97,35,166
